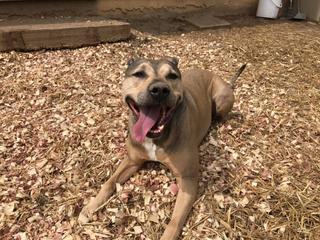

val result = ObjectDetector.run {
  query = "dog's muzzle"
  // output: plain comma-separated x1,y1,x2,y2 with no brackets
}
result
125,82,178,143
148,82,171,103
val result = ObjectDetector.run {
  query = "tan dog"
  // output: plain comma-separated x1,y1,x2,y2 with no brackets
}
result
79,57,246,240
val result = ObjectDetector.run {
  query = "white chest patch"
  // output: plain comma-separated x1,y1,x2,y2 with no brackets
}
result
143,138,158,161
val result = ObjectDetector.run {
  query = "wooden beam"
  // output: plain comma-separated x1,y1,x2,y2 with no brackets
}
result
0,20,131,51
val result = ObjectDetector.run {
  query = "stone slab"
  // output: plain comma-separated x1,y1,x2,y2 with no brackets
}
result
184,14,231,29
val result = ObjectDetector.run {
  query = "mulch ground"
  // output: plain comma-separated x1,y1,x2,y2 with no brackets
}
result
1,18,320,240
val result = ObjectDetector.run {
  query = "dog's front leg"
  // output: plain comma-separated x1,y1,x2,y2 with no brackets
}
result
78,158,143,224
161,175,198,240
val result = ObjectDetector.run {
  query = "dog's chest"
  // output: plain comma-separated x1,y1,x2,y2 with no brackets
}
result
143,138,159,161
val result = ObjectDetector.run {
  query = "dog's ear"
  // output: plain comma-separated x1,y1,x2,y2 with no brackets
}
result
165,57,179,67
127,58,135,66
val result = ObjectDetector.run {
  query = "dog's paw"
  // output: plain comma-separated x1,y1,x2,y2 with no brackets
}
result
78,206,93,224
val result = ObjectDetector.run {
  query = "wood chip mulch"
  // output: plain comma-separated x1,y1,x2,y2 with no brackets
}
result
1,19,319,240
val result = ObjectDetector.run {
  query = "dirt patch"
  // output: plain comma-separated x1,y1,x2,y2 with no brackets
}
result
0,18,319,239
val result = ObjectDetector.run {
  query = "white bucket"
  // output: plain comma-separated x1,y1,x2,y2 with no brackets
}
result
256,0,282,19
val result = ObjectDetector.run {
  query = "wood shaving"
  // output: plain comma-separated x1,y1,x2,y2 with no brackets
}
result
1,17,319,239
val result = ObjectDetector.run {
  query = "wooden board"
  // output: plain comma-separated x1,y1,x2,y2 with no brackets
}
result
0,20,130,51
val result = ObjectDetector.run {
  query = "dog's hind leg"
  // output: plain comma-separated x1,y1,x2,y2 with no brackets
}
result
78,158,143,224
211,79,235,120
211,64,246,120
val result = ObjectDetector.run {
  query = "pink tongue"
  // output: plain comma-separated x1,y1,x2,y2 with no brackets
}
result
133,106,161,142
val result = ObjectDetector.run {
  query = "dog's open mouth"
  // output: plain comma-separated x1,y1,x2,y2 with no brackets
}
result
126,98,175,142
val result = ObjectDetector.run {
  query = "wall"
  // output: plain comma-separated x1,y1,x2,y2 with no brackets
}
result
96,0,258,16
301,0,320,22
0,0,258,18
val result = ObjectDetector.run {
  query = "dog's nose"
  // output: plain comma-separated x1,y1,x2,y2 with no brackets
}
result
149,82,170,102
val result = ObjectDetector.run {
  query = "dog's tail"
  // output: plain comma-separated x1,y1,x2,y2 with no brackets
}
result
229,63,247,89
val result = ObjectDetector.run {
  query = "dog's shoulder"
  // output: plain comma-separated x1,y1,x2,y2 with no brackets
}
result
181,68,213,95
182,68,212,79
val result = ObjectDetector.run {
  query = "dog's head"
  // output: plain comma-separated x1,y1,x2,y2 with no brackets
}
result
122,57,183,143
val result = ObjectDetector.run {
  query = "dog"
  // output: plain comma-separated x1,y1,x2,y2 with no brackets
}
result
79,57,246,240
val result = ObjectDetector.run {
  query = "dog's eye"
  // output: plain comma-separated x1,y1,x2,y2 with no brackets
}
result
166,73,179,80
132,71,146,78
